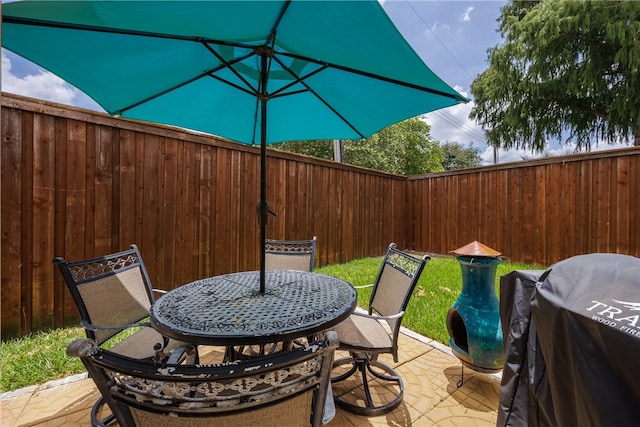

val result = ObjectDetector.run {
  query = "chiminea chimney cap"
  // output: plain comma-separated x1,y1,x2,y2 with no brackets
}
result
450,241,501,257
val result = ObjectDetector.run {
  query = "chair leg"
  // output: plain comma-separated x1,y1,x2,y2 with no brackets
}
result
331,353,404,416
90,396,116,427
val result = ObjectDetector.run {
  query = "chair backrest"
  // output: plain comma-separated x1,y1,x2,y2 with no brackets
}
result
264,236,317,272
369,243,430,344
67,331,339,427
53,244,155,345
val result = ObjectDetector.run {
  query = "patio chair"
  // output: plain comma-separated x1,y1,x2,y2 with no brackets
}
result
331,243,430,416
66,330,339,427
231,236,316,359
265,236,317,272
53,244,196,363
55,245,198,426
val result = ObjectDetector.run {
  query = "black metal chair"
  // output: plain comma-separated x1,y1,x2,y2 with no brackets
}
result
265,236,317,272
331,243,429,416
229,236,317,360
54,244,197,425
54,244,195,362
67,330,339,427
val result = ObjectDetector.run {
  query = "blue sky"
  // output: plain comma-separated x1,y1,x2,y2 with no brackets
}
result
1,0,629,164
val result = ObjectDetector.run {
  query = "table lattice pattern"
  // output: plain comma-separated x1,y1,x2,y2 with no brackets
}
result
151,270,356,345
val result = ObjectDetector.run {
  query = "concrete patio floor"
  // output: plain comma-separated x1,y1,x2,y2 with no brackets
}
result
1,329,501,426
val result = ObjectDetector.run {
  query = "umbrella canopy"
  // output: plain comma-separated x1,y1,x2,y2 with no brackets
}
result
2,0,467,292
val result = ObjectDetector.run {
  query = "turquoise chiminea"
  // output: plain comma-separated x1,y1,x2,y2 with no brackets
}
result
446,241,503,383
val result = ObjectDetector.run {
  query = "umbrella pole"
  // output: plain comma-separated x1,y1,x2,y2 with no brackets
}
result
259,102,267,294
258,52,269,294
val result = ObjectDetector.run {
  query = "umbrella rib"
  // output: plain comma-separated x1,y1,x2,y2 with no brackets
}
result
114,72,210,116
267,0,293,46
279,51,464,101
201,42,260,95
269,65,327,98
205,74,256,97
270,56,367,139
118,57,258,116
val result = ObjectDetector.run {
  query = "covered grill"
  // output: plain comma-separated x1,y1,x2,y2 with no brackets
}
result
498,253,640,426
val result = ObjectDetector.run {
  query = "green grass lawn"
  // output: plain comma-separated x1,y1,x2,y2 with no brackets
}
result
0,326,86,393
0,254,543,393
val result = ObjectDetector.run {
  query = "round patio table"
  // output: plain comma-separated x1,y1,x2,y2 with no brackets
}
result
150,270,357,346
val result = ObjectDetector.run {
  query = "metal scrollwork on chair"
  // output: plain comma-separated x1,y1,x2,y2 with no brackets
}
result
66,254,140,282
67,331,338,427
264,236,317,272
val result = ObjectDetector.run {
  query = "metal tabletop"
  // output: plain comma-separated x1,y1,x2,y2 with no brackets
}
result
150,270,357,346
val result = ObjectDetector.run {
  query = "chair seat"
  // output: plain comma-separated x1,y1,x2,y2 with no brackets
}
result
333,314,392,352
109,327,183,360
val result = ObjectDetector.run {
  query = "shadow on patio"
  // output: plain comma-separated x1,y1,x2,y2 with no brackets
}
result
1,329,500,427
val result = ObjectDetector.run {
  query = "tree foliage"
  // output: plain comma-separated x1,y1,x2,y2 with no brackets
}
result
441,141,483,170
273,117,445,175
470,0,640,151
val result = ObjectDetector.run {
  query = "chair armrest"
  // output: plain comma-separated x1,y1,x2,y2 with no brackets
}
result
350,311,405,321
66,338,98,358
354,283,374,290
81,320,151,332
153,288,167,295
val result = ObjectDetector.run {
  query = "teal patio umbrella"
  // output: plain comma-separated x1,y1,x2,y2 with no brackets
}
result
2,0,467,293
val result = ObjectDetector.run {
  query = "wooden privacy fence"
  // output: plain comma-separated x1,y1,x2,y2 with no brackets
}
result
407,148,639,265
2,93,639,338
1,94,406,338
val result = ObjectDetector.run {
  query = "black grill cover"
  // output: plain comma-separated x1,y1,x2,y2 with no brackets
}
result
497,254,640,427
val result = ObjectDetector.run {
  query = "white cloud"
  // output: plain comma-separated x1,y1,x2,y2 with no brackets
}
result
2,53,77,105
460,7,474,22
425,21,451,38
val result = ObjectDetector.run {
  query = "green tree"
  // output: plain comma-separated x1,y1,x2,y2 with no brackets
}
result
273,117,445,175
470,0,640,151
440,141,483,170
273,139,334,160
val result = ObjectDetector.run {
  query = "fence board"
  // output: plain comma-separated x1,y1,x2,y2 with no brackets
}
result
545,164,560,265
2,93,640,338
53,117,69,325
560,162,577,262
614,156,630,253
116,130,135,247
1,107,24,337
534,165,546,264
20,112,35,335
266,156,285,241
239,150,260,272
158,137,177,288
32,114,56,331
84,123,97,254
214,148,233,275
